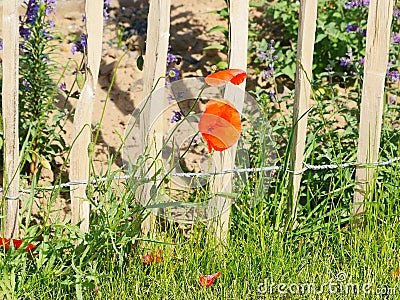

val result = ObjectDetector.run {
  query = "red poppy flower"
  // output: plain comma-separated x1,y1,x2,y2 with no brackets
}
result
198,98,241,153
142,249,162,265
0,237,37,252
205,69,246,87
199,272,221,288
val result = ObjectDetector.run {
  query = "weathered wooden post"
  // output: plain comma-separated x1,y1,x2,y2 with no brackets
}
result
288,0,318,221
140,0,171,235
70,0,103,232
353,0,394,215
2,0,21,238
208,0,249,242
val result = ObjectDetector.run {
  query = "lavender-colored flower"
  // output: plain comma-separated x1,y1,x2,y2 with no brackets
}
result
167,52,178,65
393,33,400,43
44,0,56,15
340,49,355,67
170,110,183,123
345,24,360,33
387,70,400,82
19,26,31,40
40,28,53,40
346,0,369,9
22,79,31,91
258,40,278,63
261,65,274,79
340,57,353,67
359,58,365,66
167,46,179,66
57,82,67,91
394,7,400,19
70,43,78,55
71,35,87,54
389,95,396,104
81,14,86,23
104,0,111,21
80,34,87,47
26,0,39,24
167,68,180,82
268,90,276,100
259,40,278,80
0,39,3,51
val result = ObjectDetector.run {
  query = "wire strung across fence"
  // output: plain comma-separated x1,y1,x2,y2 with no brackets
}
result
1,157,399,199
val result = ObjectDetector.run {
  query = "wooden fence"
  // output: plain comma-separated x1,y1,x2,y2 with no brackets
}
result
1,0,395,240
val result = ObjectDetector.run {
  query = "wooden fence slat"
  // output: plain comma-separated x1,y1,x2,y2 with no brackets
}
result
288,0,318,221
140,0,171,235
208,0,249,242
2,0,20,238
353,0,393,215
70,0,103,232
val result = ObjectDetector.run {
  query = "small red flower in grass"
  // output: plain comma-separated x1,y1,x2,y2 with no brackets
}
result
205,69,246,87
199,272,221,288
0,237,37,252
142,249,162,265
198,98,241,153
391,268,400,280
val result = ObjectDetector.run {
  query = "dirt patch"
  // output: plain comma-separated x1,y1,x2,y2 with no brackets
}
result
54,0,228,173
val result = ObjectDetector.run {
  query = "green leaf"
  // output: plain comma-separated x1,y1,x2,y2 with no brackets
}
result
76,71,85,89
208,8,229,18
40,157,51,170
281,64,296,81
136,55,144,71
203,44,226,51
207,25,228,36
216,61,228,70
88,142,95,157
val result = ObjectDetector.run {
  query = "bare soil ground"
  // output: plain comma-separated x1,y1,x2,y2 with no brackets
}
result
55,0,229,174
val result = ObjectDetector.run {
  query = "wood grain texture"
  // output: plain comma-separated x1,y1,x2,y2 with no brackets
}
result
353,0,393,215
140,0,170,236
288,0,318,220
70,0,103,232
2,0,20,238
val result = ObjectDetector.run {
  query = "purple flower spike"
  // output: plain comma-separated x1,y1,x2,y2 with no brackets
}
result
393,33,400,43
170,110,183,123
44,0,57,15
387,70,400,82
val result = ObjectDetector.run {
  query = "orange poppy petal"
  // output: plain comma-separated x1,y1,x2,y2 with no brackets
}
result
205,69,246,86
142,249,162,265
142,252,154,265
228,69,247,85
199,272,221,288
198,98,241,153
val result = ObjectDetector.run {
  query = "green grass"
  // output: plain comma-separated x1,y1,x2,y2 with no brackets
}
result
1,156,399,299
